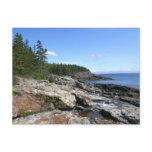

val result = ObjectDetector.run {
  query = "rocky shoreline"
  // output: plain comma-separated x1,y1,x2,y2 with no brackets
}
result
70,71,113,82
12,73,140,124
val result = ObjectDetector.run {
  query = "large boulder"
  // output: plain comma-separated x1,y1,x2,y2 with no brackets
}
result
54,76,77,86
13,95,42,117
71,89,110,108
13,94,57,118
13,77,76,109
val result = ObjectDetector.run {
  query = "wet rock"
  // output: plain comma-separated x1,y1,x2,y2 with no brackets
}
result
95,117,121,124
95,101,140,124
73,93,91,107
76,81,86,89
119,96,139,107
93,83,140,107
71,89,108,108
75,81,102,95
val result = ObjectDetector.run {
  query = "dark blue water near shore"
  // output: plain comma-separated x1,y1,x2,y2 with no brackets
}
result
88,73,140,88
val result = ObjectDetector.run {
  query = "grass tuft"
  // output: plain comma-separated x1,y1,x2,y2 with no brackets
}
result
13,91,21,96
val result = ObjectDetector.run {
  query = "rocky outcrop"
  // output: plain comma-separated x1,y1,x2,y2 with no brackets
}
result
70,71,113,82
13,110,90,124
13,77,76,109
13,75,140,124
94,100,140,124
92,84,140,107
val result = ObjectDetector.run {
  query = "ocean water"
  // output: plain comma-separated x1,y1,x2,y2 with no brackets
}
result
88,73,140,88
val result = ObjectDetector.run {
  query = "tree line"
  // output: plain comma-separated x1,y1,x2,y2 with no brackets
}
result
13,33,89,79
47,63,89,76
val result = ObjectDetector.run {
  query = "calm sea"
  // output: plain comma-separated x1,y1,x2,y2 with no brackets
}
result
88,73,140,88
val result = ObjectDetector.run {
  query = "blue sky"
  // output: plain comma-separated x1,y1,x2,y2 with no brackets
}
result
13,28,140,73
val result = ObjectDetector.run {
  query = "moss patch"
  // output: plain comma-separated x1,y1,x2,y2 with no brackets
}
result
13,91,21,96
37,94,63,108
20,111,40,117
19,110,48,117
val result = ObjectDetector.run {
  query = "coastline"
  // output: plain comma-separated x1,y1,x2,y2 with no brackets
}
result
12,72,140,124
88,73,140,89
70,71,113,82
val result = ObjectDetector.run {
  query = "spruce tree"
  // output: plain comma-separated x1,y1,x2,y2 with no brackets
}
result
13,33,25,75
36,40,47,75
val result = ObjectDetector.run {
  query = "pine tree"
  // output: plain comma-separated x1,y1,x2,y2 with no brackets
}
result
33,44,36,53
36,40,47,75
13,33,25,75
24,46,37,75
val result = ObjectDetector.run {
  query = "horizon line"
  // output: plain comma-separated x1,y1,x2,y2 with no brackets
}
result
92,71,140,74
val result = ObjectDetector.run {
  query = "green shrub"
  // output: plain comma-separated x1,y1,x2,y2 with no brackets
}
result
48,76,55,83
34,73,46,80
13,76,19,86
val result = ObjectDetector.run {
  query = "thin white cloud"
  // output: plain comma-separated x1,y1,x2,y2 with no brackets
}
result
89,54,102,59
127,68,132,71
47,51,58,57
90,54,95,57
